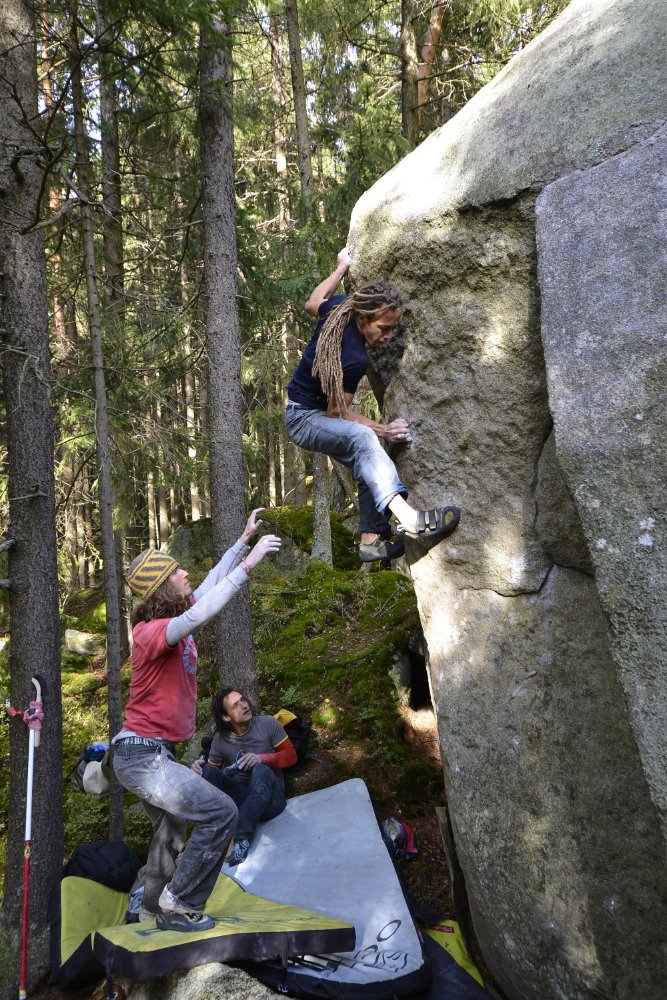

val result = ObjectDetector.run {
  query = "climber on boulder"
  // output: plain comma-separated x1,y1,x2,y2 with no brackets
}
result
285,246,461,562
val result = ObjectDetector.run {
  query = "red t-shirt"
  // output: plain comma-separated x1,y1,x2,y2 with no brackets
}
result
123,618,198,742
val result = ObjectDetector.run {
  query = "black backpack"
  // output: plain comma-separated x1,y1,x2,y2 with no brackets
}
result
63,841,141,893
281,713,312,771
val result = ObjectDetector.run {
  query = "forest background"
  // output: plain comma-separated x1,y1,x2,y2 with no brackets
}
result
0,0,568,993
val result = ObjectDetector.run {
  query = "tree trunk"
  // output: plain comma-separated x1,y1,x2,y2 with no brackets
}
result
198,363,210,517
268,14,289,509
37,8,70,369
183,333,202,520
0,3,62,991
417,2,447,130
199,13,259,703
284,0,313,200
76,489,87,587
284,0,332,564
158,483,170,543
311,454,334,560
268,17,306,507
96,0,131,661
61,451,79,588
96,2,125,319
147,469,158,548
401,0,420,150
269,13,289,231
69,3,124,839
268,423,277,505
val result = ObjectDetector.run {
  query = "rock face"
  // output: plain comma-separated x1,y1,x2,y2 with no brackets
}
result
536,128,667,842
348,1,667,998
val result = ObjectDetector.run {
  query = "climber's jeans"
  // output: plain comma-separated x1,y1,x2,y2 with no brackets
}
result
114,742,237,912
285,404,407,535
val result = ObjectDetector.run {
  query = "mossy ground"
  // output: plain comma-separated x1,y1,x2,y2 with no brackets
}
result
0,508,453,996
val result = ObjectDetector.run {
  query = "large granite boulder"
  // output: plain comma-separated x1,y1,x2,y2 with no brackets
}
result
348,1,667,998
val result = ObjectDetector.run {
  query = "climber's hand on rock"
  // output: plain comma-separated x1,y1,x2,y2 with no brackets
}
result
337,246,351,272
384,419,412,444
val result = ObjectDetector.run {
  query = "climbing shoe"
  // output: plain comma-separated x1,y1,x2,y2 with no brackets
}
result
227,838,251,866
156,884,215,932
396,505,461,540
156,909,215,932
358,537,405,562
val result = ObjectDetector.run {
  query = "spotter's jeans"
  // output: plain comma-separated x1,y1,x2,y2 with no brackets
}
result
284,404,407,535
202,763,286,839
113,741,237,912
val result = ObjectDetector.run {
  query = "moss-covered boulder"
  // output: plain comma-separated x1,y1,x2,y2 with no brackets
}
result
164,507,360,582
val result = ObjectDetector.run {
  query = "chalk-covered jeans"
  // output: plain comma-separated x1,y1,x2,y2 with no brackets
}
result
202,763,286,839
113,741,237,912
284,404,407,535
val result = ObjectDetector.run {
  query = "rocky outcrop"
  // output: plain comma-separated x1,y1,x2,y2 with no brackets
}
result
123,962,276,1000
64,628,105,656
348,1,667,998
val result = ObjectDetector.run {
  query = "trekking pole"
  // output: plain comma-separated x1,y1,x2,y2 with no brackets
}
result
18,675,45,1000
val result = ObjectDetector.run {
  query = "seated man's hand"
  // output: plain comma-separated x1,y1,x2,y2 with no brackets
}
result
191,757,205,776
237,752,262,770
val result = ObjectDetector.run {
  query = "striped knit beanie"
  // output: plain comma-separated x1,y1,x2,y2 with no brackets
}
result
127,549,179,600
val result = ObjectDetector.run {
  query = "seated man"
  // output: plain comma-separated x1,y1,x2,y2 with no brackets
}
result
192,688,297,865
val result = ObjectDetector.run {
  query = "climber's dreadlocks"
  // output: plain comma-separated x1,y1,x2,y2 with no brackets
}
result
312,281,403,414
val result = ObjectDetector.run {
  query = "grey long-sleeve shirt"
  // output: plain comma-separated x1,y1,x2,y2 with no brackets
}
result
165,539,250,646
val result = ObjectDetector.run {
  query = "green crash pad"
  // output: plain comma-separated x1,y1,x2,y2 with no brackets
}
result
52,874,356,986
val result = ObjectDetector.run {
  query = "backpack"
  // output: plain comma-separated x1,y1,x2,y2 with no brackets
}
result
275,709,312,771
381,815,418,862
63,841,141,893
67,741,109,791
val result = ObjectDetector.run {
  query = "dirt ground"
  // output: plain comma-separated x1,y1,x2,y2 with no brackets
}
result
385,704,453,915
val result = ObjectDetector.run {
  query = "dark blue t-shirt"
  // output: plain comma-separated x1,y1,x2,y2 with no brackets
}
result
287,295,368,410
